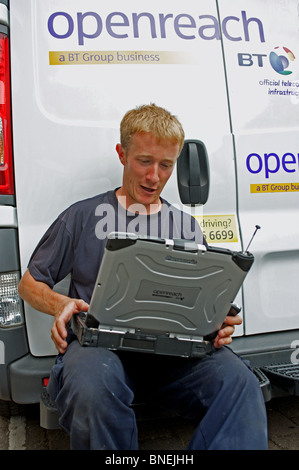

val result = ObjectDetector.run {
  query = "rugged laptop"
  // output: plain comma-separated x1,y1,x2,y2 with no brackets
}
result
72,232,254,358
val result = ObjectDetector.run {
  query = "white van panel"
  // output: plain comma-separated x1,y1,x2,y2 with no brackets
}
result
219,0,299,334
11,0,240,356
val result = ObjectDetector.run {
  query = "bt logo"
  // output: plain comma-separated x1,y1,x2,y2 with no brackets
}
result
269,46,295,75
238,45,295,74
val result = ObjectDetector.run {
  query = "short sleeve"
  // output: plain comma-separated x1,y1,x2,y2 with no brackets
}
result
28,216,74,288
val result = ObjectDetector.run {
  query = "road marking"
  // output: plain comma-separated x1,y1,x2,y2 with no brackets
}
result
8,416,26,450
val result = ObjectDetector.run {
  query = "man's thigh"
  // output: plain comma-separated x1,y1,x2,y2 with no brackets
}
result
148,346,259,416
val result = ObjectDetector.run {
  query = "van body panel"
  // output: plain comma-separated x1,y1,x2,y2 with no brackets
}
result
11,0,242,356
0,0,297,403
218,0,299,335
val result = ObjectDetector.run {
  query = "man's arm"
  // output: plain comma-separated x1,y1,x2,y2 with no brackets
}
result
18,270,89,354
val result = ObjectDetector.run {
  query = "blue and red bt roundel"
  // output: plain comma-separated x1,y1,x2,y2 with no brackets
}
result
269,46,295,75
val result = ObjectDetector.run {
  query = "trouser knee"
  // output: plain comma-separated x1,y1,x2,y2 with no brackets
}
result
63,344,131,403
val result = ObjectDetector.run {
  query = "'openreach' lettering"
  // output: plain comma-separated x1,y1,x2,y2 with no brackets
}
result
48,10,265,46
246,151,299,179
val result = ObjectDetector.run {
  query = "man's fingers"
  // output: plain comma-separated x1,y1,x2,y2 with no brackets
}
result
51,321,68,354
76,299,89,312
224,314,242,326
50,299,89,353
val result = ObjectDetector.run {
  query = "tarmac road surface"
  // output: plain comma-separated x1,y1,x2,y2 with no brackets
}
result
1,396,299,450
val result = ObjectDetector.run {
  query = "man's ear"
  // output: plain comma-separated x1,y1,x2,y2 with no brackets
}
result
116,144,126,166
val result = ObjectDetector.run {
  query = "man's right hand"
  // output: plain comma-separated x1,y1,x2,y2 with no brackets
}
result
51,298,89,354
18,269,89,354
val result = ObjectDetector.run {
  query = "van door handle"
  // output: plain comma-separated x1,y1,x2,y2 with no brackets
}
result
177,139,210,205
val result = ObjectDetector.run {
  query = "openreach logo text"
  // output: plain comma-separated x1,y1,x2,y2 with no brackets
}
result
246,151,299,179
47,10,265,46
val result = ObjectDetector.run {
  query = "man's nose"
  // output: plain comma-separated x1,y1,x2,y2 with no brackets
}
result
146,164,160,183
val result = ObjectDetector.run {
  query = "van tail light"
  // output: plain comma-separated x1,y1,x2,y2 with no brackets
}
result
0,33,13,195
0,272,23,327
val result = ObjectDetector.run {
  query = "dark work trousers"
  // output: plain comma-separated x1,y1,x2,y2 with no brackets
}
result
47,340,268,450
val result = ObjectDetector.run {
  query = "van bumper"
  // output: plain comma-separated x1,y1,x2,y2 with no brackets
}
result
9,354,55,404
232,330,299,399
231,330,298,367
0,324,28,400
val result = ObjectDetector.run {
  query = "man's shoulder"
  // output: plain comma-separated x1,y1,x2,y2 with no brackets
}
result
61,190,116,217
72,190,115,209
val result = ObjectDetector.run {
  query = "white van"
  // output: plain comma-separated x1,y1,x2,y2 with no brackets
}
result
1,0,299,417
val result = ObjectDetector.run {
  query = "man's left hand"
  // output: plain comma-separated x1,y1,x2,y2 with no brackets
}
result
213,314,242,349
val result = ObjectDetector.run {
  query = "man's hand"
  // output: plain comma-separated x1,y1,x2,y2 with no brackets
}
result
51,298,89,354
18,269,90,355
213,314,242,349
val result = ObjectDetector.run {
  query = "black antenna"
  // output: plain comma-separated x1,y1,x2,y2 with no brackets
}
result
244,225,261,253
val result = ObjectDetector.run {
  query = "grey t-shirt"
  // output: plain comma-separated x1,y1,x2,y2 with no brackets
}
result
28,189,205,303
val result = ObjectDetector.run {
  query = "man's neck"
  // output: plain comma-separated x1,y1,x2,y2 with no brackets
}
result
115,189,162,215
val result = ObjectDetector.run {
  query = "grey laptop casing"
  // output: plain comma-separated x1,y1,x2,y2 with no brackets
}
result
73,232,254,357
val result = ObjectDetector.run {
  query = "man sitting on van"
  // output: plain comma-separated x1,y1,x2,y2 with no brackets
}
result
18,104,268,450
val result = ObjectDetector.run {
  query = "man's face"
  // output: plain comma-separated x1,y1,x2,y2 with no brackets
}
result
116,132,180,213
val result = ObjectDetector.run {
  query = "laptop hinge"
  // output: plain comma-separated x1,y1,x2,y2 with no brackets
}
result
99,325,135,335
169,333,205,343
99,327,205,344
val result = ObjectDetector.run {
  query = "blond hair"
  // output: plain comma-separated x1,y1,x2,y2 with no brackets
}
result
120,104,185,153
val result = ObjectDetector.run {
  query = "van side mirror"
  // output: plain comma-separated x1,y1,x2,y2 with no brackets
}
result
177,140,210,205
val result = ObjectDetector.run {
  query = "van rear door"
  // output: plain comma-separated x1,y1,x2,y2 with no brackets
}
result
218,0,299,334
11,0,243,356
